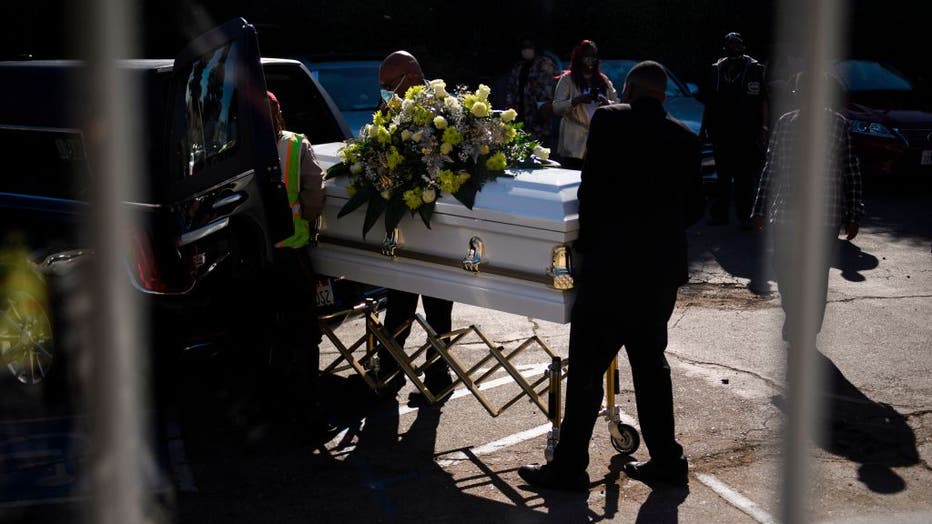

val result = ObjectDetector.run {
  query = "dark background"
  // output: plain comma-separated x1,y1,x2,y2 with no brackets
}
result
1,0,928,91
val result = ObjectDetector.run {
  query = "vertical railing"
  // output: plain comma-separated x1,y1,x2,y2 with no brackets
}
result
79,0,148,523
774,1,847,522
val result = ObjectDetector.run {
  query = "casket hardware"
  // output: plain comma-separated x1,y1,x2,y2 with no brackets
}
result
462,236,484,272
381,228,402,257
546,245,574,290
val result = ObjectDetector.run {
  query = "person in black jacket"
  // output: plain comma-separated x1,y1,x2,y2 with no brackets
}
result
519,61,705,490
701,32,769,228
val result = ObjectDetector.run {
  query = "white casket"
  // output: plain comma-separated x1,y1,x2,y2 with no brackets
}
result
310,142,580,323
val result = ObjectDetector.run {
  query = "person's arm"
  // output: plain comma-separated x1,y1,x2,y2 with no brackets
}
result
299,139,326,222
574,107,610,253
751,116,782,230
552,74,574,117
839,117,864,239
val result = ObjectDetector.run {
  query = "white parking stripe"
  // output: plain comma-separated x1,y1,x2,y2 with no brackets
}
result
436,422,553,468
696,473,777,524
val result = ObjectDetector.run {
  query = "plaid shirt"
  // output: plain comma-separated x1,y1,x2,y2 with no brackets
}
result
751,109,864,227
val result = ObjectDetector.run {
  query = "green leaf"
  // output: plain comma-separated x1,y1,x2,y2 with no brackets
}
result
417,202,435,229
452,179,479,209
337,185,370,218
362,194,387,238
325,162,351,180
384,197,407,233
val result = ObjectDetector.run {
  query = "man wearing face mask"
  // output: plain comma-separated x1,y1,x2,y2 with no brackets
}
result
373,50,456,406
504,35,559,148
700,32,770,229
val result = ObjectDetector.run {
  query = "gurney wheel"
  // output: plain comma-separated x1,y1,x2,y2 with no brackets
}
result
610,423,640,455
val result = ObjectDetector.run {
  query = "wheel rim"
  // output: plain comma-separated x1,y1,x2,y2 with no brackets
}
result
611,424,640,454
0,291,54,385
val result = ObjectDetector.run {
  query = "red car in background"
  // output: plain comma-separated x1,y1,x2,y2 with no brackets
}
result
833,59,932,176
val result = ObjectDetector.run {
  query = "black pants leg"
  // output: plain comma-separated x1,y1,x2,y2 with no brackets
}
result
552,287,681,473
380,290,452,379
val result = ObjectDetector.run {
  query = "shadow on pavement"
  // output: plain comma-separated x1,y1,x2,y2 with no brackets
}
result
832,239,879,283
771,350,920,494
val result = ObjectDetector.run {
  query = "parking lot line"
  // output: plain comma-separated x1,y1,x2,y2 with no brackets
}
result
436,422,553,468
696,473,776,524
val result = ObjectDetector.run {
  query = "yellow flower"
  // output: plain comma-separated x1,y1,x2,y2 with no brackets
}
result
372,110,386,127
405,85,424,99
401,129,413,141
422,188,436,203
346,184,357,197
470,101,490,117
387,96,402,110
501,108,517,123
339,145,358,163
503,125,517,143
440,142,453,155
433,115,448,129
413,107,433,126
478,144,490,155
380,190,392,200
403,188,423,209
412,131,423,142
386,146,403,169
374,125,391,144
485,151,507,171
442,127,463,145
463,93,478,110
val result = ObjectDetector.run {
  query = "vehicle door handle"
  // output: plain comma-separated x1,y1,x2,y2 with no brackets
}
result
211,192,246,210
177,217,230,247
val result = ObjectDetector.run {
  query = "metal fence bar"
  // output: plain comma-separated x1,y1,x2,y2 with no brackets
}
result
79,0,148,523
775,1,847,522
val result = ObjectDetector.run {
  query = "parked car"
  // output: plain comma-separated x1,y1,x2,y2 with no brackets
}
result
299,58,382,138
0,18,378,394
599,59,716,184
831,59,932,176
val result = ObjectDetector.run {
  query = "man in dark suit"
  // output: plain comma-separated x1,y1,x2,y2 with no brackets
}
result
519,61,704,490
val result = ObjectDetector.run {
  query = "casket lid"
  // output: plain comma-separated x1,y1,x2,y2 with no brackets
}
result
313,142,580,233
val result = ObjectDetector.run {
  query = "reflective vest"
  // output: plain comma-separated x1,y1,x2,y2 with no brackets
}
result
276,132,311,248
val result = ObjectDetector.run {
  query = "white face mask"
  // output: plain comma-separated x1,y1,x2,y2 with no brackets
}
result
521,48,535,61
381,89,395,104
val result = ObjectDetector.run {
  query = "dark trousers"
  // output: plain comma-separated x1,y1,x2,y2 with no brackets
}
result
271,247,323,414
772,227,836,344
379,289,453,380
711,144,764,223
552,286,683,473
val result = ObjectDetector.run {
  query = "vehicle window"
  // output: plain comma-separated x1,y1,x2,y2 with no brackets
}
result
0,127,88,201
179,41,241,178
834,60,913,92
311,66,380,112
264,63,348,144
600,60,688,98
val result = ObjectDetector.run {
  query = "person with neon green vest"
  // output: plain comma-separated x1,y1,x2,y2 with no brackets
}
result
267,90,331,444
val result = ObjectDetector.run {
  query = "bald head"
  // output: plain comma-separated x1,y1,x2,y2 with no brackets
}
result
380,50,424,95
622,60,667,103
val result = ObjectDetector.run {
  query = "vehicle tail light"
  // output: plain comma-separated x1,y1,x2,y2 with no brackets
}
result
129,228,167,293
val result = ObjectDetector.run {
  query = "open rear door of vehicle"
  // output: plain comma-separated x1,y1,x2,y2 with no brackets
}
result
167,17,292,284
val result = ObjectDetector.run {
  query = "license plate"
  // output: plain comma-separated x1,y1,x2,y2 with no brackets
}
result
922,150,932,166
316,279,335,307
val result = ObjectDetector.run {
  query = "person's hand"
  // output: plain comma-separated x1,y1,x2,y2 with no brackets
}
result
572,93,593,106
596,94,611,106
752,215,766,233
845,222,859,240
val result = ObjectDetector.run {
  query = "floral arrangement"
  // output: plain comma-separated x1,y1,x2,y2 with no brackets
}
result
326,80,551,236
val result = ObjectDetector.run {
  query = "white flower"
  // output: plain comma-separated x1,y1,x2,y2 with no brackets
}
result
363,124,372,137
433,116,448,129
501,108,517,123
402,99,414,112
444,96,460,110
533,145,551,161
429,79,447,97
350,162,364,174
476,84,491,101
422,188,436,203
380,190,392,200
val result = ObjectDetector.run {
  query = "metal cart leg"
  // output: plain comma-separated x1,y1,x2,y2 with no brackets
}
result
544,356,563,462
604,355,640,455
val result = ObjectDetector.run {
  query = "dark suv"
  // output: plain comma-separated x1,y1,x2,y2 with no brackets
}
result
0,18,361,394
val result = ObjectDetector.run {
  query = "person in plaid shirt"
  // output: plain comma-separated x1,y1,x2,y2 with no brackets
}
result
751,71,865,343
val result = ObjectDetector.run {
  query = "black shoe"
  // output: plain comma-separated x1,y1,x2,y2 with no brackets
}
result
623,458,689,486
518,463,589,491
407,370,454,406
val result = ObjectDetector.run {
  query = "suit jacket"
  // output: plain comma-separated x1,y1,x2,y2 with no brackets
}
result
574,98,704,297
